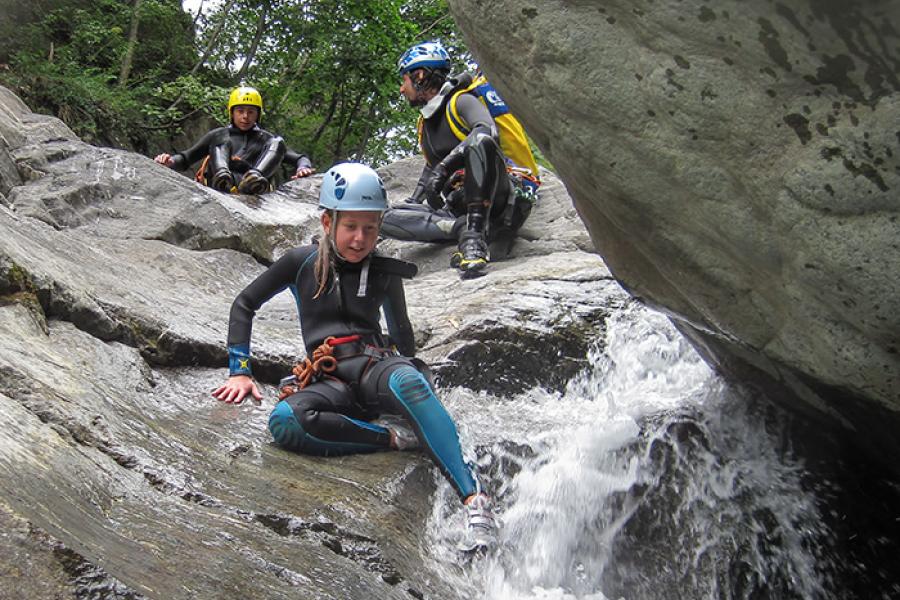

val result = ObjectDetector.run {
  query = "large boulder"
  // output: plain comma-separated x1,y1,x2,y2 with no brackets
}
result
448,0,900,466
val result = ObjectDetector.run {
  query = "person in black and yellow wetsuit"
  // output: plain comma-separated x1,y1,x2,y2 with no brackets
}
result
211,162,496,551
154,86,315,194
381,41,541,276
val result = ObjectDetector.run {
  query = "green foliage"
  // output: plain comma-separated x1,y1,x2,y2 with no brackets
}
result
529,137,554,172
146,76,230,128
192,0,470,167
0,0,483,166
0,0,198,147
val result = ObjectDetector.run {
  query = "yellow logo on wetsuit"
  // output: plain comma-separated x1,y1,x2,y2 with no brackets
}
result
239,358,250,370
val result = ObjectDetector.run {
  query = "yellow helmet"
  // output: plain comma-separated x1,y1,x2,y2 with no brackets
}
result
227,86,263,122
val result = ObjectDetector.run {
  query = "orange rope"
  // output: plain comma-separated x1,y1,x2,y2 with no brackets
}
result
195,155,210,183
278,337,344,399
507,166,541,187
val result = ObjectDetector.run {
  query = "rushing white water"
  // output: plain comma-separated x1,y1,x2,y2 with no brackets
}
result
426,301,832,600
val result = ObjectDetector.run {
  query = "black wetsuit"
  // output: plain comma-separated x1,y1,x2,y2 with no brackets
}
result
412,81,500,209
226,244,477,499
381,75,534,250
169,124,311,182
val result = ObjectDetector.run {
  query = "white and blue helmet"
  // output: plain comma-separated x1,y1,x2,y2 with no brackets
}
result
318,163,388,212
397,41,451,75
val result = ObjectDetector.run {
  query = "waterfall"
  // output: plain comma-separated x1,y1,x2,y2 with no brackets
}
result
427,301,833,599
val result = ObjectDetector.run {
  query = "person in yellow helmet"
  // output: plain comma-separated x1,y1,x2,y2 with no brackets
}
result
154,86,315,194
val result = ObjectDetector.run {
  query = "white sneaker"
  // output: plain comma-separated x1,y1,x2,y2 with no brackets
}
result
458,493,496,552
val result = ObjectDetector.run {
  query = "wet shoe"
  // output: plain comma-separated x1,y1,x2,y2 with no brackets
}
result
458,493,496,552
373,414,419,450
452,235,489,274
211,168,235,192
238,170,269,195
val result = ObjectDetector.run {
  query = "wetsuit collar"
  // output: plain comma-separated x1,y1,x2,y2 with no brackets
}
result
419,80,455,119
228,123,261,134
419,72,475,119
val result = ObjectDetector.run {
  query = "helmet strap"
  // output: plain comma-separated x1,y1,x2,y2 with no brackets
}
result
411,69,430,92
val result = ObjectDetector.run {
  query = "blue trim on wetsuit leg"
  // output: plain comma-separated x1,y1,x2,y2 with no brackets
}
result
268,401,383,456
344,416,391,435
388,366,476,497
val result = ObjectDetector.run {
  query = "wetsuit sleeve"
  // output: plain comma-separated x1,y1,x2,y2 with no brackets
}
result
382,276,416,357
455,92,496,137
170,128,227,172
438,93,498,174
284,148,313,171
227,247,309,376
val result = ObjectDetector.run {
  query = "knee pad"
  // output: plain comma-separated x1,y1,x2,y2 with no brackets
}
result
359,356,415,408
359,355,441,412
388,366,435,409
254,137,286,180
268,400,305,450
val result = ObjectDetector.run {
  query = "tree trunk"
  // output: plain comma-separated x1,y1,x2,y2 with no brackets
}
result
311,91,339,145
235,2,268,83
352,101,379,159
190,0,205,29
119,0,143,87
333,91,364,161
189,0,236,77
271,53,311,114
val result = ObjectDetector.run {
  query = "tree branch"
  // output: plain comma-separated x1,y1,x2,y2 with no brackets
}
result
416,13,452,40
235,2,268,83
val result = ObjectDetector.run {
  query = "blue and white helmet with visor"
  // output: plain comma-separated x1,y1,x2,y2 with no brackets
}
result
397,41,451,75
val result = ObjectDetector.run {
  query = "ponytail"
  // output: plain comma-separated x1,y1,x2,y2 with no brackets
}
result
313,210,336,299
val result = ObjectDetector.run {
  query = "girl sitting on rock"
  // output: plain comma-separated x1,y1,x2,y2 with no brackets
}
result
211,162,494,551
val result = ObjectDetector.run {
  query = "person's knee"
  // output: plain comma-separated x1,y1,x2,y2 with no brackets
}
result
268,399,305,450
463,137,508,209
268,397,331,455
388,365,437,410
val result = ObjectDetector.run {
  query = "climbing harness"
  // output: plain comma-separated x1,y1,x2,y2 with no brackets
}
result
278,335,351,399
277,334,400,400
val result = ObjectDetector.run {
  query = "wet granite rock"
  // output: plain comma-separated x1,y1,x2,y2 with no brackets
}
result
448,0,900,470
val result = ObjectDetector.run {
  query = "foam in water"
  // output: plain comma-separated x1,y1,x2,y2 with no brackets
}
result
425,301,831,599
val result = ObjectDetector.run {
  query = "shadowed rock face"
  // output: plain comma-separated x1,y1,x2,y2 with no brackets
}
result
0,85,624,597
447,0,900,468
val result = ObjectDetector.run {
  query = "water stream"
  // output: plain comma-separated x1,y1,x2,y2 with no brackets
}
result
425,301,846,599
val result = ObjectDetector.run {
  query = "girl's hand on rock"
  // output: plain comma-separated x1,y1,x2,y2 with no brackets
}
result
212,375,262,404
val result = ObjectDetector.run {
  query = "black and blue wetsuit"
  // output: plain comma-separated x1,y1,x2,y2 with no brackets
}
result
226,244,477,499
